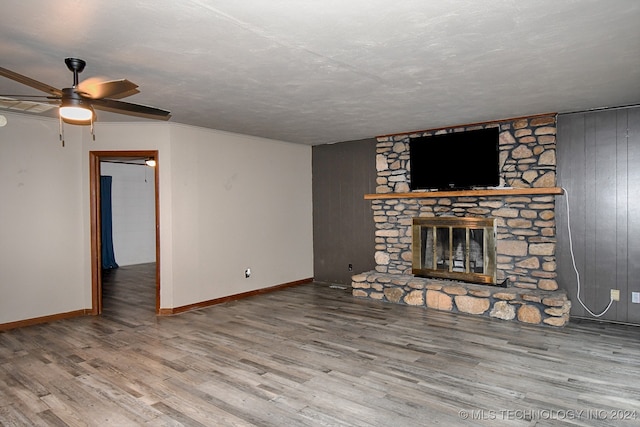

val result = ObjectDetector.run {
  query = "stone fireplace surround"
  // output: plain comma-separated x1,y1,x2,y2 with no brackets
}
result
352,113,571,327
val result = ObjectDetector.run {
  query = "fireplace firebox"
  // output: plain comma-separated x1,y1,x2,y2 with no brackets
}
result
412,217,498,285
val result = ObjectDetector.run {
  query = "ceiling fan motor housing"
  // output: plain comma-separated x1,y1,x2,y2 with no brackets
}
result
60,87,94,123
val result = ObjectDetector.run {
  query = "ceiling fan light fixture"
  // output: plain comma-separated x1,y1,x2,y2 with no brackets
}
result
60,96,93,124
60,105,93,122
59,88,93,124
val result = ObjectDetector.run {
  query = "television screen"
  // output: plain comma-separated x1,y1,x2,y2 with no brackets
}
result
409,127,500,190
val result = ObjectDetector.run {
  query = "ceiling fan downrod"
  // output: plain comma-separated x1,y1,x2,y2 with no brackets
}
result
64,58,86,87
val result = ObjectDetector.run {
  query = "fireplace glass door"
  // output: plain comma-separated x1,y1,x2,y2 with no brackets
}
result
413,217,497,284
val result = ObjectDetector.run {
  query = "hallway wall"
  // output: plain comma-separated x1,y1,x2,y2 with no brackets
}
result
100,161,156,266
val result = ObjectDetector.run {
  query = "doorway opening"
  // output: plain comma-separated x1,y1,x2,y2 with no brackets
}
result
90,150,160,315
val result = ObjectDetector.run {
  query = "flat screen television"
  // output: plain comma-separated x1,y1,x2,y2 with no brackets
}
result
409,127,500,190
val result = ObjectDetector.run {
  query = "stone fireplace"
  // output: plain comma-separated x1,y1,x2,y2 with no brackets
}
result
352,114,571,327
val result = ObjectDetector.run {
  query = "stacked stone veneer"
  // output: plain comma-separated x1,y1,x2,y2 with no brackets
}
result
353,114,571,327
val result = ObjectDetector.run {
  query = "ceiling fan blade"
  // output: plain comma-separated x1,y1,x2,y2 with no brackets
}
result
77,77,139,100
92,98,171,120
0,94,59,99
0,96,58,113
0,67,63,97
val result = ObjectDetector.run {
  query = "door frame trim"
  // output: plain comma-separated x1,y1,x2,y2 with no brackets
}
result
89,150,160,315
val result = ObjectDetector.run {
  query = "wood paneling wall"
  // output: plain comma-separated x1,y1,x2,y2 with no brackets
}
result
312,139,377,285
557,106,640,324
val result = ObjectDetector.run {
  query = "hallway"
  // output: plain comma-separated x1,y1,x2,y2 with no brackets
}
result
101,262,157,323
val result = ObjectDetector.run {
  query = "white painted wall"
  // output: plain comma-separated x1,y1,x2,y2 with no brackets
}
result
0,113,86,323
168,124,313,307
100,162,156,266
0,111,313,325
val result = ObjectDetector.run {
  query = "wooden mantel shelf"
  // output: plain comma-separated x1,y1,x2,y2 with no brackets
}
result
364,187,564,200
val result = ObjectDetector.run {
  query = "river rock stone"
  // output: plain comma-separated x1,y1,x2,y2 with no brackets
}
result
517,304,542,324
404,290,424,305
384,287,403,303
455,295,490,315
426,290,453,311
490,301,516,320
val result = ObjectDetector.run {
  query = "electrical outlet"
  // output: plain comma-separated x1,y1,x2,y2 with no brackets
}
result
245,268,251,278
632,292,640,304
610,289,620,301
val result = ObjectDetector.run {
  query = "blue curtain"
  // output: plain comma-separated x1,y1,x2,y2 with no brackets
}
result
100,176,119,270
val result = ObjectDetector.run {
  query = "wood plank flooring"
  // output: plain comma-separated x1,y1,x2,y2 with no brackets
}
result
1,263,639,426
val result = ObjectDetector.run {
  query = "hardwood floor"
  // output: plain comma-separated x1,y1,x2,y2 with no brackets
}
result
1,264,639,426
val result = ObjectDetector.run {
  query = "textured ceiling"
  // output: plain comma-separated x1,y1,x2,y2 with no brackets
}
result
1,0,639,145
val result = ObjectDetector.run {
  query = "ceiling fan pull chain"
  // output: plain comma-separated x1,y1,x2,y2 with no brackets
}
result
59,116,65,147
91,116,95,141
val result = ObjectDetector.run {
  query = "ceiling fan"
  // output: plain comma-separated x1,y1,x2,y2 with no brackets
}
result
0,58,171,124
